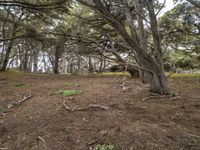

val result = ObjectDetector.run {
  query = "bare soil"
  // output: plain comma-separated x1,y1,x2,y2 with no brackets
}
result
0,74,200,150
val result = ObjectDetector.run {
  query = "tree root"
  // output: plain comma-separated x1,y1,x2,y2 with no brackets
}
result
143,94,180,101
63,100,109,112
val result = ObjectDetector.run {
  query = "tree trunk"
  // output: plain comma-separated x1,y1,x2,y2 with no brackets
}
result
0,24,17,71
88,55,94,74
53,48,60,74
78,0,171,94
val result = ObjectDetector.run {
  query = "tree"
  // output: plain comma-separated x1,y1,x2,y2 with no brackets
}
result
159,2,200,70
76,0,171,94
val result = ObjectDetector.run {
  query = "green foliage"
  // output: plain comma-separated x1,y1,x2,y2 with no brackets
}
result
110,65,124,72
159,2,200,70
58,90,81,97
93,144,114,150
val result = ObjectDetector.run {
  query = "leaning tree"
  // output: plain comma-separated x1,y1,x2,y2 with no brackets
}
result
76,0,171,94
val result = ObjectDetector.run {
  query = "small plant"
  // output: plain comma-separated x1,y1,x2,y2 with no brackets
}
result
64,82,79,87
57,90,81,97
15,83,24,87
93,144,114,150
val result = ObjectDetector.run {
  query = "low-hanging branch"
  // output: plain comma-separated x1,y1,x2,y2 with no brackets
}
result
0,0,68,10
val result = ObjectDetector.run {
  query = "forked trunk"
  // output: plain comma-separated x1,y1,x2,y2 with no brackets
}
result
145,70,170,95
139,55,171,95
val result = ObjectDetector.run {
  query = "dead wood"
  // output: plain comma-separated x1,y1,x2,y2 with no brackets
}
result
7,95,32,109
63,100,108,112
88,131,108,146
143,94,179,101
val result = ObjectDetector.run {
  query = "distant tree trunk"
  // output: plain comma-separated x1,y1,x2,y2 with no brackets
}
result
53,48,60,74
33,50,38,72
0,24,17,71
22,46,30,71
88,55,94,74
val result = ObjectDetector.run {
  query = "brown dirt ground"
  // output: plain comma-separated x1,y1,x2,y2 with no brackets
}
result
0,73,200,150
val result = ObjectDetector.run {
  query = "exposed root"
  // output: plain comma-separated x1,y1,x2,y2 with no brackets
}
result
143,94,180,102
167,72,175,78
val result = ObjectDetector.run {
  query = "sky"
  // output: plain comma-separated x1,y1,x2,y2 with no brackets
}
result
159,0,175,16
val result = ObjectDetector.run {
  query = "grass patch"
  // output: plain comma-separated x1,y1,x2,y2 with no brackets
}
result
64,82,79,87
93,144,114,150
14,83,25,87
170,73,200,78
99,72,130,76
57,90,81,97
0,70,36,77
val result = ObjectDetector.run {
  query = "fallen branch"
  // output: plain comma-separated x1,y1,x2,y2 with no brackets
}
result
7,95,32,109
88,131,108,146
63,101,109,112
75,104,109,111
63,100,72,112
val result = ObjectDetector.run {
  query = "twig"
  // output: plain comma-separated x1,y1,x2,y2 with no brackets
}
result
169,96,181,101
88,131,108,146
38,136,47,147
7,95,32,109
187,133,200,138
63,100,72,112
75,104,109,111
63,102,109,112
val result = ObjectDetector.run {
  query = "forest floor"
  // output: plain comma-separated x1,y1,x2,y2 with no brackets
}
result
0,73,200,150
